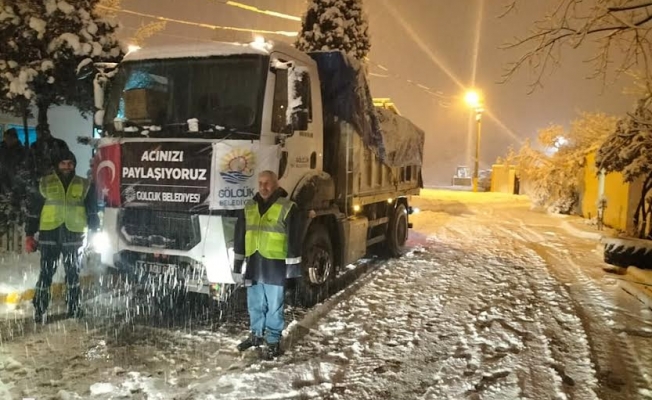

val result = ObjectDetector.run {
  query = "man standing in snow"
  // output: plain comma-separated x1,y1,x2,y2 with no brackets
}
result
233,170,302,360
25,150,99,324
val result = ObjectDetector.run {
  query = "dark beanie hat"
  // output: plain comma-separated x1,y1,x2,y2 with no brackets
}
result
54,150,77,167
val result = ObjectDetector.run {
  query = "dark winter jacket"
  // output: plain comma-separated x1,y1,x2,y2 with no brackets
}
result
0,142,27,196
28,136,70,178
0,142,29,227
233,187,302,286
0,142,27,175
25,171,100,241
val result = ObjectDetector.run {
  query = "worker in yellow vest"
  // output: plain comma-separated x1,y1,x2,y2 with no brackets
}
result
233,170,302,360
24,150,99,324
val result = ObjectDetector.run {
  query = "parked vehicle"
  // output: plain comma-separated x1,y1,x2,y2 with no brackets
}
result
88,39,424,305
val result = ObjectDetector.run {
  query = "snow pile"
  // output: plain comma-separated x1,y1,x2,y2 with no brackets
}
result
295,0,371,61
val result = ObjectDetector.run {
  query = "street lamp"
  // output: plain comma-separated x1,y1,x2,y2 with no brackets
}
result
465,90,484,193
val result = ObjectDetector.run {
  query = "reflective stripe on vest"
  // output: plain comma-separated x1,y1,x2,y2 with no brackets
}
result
244,197,294,260
39,174,89,233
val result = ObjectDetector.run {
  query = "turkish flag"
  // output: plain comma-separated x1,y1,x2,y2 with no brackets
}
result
92,143,121,207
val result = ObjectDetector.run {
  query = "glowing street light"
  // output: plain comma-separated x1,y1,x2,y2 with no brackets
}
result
464,90,481,109
127,44,141,54
465,90,484,193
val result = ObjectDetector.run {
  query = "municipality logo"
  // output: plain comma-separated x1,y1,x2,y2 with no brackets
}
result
220,148,255,184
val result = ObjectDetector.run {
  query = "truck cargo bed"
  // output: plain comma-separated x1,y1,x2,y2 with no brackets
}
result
330,120,421,211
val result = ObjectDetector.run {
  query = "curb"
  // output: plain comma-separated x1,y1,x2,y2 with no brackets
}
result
627,267,652,284
618,280,652,309
0,275,97,305
560,220,604,241
282,260,381,349
611,267,652,309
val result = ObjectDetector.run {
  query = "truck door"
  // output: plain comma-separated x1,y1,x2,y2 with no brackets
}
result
268,55,323,192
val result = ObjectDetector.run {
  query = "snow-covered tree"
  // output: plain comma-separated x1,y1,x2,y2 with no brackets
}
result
514,113,618,213
502,0,652,91
295,0,371,61
0,0,124,233
597,97,652,238
0,0,124,128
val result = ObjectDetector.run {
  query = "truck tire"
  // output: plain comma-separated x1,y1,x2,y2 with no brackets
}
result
386,203,408,257
295,223,334,307
604,238,652,269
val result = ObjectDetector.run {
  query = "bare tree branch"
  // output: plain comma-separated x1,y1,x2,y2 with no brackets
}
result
501,0,652,89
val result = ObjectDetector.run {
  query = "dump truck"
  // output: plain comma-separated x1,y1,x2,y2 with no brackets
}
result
89,39,424,304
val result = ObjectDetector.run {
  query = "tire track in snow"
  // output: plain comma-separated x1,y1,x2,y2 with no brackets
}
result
528,240,652,400
443,223,571,398
498,214,651,400
285,218,600,399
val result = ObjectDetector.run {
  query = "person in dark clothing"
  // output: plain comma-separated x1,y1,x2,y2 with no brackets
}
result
25,150,99,324
0,128,28,227
28,124,70,179
0,128,27,172
233,170,302,360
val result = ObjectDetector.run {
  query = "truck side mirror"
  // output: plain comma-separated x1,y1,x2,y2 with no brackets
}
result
283,123,294,135
292,109,309,131
278,150,288,179
290,71,311,131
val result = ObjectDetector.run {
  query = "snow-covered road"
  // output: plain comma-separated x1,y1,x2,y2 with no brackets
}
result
1,191,651,399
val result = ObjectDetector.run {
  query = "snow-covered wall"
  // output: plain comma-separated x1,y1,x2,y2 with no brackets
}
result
0,106,92,174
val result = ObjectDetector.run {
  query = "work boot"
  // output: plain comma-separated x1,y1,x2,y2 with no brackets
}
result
264,342,282,360
237,334,264,352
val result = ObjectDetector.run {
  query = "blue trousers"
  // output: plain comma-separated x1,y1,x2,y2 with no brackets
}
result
247,282,284,344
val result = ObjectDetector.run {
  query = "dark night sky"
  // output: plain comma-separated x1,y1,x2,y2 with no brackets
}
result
117,0,634,185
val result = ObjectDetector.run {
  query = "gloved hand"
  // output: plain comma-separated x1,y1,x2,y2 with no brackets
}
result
25,236,38,253
232,273,244,284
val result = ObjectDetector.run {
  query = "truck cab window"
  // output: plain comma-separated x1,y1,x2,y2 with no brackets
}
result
272,69,289,133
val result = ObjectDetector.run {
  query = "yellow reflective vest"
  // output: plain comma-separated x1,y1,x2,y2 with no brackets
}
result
244,197,294,260
39,173,90,233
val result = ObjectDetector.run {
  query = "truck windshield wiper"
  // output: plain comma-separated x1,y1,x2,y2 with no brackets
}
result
168,120,259,138
104,119,149,135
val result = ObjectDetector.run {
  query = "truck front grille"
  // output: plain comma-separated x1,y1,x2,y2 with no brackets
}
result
118,208,201,251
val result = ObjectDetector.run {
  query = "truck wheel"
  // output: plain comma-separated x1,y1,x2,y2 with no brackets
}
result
295,223,334,307
386,203,408,257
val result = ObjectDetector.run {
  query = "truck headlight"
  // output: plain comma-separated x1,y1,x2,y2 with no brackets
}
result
90,231,110,252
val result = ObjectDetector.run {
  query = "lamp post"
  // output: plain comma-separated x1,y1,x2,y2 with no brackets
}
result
464,90,484,193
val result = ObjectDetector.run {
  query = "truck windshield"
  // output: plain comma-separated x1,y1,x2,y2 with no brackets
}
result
103,55,268,138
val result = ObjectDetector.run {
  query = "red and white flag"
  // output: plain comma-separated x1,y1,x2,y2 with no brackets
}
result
92,143,121,207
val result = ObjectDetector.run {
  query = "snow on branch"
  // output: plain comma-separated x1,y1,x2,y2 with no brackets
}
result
295,0,371,61
512,112,617,213
501,0,652,92
597,96,652,181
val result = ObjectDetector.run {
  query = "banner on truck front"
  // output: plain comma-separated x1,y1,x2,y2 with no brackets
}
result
121,142,213,211
209,142,279,210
